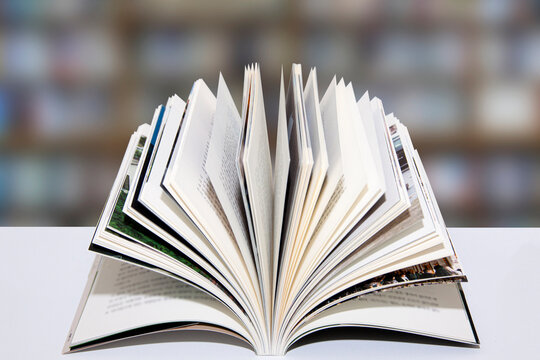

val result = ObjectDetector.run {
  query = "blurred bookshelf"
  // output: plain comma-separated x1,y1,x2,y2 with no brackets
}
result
1,0,539,226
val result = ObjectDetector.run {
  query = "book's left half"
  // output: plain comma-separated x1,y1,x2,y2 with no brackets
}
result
64,107,261,353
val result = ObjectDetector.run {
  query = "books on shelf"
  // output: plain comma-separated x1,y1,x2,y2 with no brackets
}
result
64,64,478,356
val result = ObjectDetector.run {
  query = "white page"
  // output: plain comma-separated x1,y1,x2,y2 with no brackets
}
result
206,74,256,287
123,98,210,258
138,95,210,251
241,65,250,127
293,80,383,296
279,93,412,328
243,64,274,324
272,69,290,296
289,283,476,349
318,84,385,248
94,230,262,349
288,67,329,280
279,64,314,257
299,68,329,227
237,65,257,262
89,128,254,330
322,121,438,282
122,101,183,243
234,65,269,341
299,77,343,260
278,80,368,338
72,257,252,346
274,78,344,335
162,79,262,322
318,94,410,272
275,64,314,328
116,103,219,276
291,121,456,322
134,95,259,322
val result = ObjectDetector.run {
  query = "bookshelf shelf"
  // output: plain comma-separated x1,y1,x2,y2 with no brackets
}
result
0,133,130,154
1,1,539,226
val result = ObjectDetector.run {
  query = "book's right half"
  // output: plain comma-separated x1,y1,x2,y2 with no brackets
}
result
287,282,479,350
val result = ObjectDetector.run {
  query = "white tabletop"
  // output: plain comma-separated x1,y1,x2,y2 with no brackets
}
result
1,227,539,359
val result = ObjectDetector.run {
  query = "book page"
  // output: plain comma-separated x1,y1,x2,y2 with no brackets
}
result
298,77,343,261
288,120,458,326
163,79,261,316
136,95,241,286
293,80,384,299
279,65,314,256
71,257,252,347
275,64,314,329
237,65,257,269
342,120,454,270
300,256,465,325
243,64,274,323
138,95,217,259
128,96,263,325
89,127,252,325
122,98,215,268
318,95,409,274
206,74,255,284
288,67,329,284
345,95,409,239
314,141,431,290
274,78,344,330
272,69,290,296
290,283,477,348
279,94,412,324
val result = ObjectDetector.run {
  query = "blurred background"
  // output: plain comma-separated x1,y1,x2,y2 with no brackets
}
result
0,0,539,226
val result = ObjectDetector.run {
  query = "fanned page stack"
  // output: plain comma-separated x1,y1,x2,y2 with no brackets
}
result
64,64,478,356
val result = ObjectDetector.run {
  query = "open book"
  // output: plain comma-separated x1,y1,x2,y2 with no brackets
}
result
64,64,478,356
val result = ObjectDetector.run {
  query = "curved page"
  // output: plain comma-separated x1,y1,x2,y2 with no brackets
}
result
288,283,477,351
71,257,252,347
